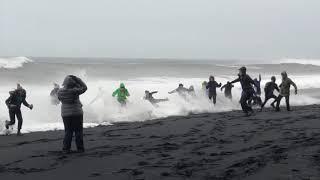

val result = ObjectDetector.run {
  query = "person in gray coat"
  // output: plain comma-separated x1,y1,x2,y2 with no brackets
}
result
58,75,87,153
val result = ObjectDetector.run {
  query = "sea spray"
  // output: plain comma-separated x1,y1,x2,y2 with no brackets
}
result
1,57,320,134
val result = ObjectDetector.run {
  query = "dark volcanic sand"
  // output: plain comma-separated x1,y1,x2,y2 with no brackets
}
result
1,105,320,180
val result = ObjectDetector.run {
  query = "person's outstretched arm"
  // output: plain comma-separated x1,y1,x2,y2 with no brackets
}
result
275,83,280,92
221,84,226,91
291,80,298,94
248,76,257,88
168,89,177,94
259,74,261,82
217,82,222,88
112,89,118,97
22,98,32,109
230,77,240,84
21,91,32,109
126,89,130,97
151,91,158,95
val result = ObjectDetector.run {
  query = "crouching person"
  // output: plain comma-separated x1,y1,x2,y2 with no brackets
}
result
58,75,87,153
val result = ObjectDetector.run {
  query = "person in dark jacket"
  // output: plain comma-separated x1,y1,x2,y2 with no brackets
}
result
50,83,60,105
261,76,279,110
253,74,262,96
275,71,297,111
58,75,87,153
251,74,262,106
5,84,33,136
144,90,168,106
206,76,222,104
230,67,258,116
221,81,234,100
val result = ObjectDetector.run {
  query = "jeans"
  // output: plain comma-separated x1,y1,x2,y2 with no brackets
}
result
62,115,84,151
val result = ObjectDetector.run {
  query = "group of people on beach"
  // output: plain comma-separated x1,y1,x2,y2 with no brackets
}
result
3,66,298,153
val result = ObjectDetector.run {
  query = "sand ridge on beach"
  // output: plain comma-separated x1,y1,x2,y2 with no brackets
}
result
1,105,320,180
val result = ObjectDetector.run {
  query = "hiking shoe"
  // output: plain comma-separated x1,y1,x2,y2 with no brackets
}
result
5,120,10,130
17,132,23,136
271,103,276,109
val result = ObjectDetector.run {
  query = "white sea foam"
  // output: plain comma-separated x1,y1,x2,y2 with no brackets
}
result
0,56,33,69
0,57,319,134
0,74,319,134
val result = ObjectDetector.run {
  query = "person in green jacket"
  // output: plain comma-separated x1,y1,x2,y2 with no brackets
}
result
112,83,130,106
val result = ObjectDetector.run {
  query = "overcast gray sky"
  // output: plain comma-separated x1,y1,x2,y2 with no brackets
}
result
1,0,319,60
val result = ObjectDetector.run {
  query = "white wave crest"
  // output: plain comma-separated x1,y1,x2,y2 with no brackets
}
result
0,56,33,69
280,58,320,66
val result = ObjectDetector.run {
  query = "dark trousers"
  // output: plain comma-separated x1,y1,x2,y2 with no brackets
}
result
209,93,217,104
225,93,232,100
240,90,254,113
62,115,84,151
8,108,23,131
261,94,277,108
276,95,290,111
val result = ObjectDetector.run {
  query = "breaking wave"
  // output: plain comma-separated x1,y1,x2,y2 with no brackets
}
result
0,56,33,69
279,58,320,66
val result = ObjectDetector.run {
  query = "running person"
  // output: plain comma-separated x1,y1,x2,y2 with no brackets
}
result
206,76,222,104
144,90,168,105
275,71,297,111
261,76,279,110
230,67,258,116
221,81,234,100
112,83,130,106
168,83,189,97
5,84,33,136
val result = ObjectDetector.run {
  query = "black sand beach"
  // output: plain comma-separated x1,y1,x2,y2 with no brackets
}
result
1,105,320,180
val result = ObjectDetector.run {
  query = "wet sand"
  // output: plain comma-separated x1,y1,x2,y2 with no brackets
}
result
1,105,320,180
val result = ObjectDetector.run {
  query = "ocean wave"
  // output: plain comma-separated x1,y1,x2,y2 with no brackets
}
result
1,75,320,134
0,56,33,69
279,58,320,66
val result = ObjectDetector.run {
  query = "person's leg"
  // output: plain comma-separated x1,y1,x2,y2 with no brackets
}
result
154,99,169,103
15,109,23,135
62,116,73,152
246,92,253,112
275,95,283,111
240,92,249,114
213,95,217,104
261,96,269,109
6,110,16,129
257,96,262,106
119,100,126,107
73,115,84,151
270,94,277,108
285,96,290,111
208,93,213,103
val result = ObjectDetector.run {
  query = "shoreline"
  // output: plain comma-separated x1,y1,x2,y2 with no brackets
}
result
1,104,320,179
